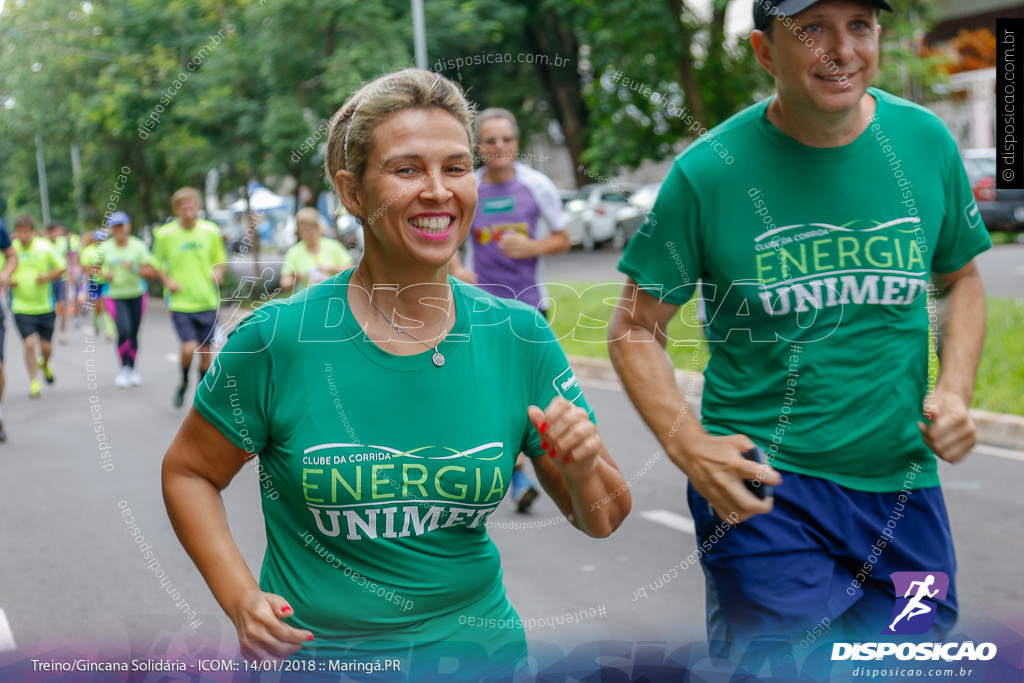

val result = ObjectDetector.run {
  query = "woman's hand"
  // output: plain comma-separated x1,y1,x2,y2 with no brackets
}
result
528,397,601,480
231,590,314,661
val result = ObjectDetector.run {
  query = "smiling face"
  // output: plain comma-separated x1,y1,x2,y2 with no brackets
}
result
337,107,476,273
755,0,880,119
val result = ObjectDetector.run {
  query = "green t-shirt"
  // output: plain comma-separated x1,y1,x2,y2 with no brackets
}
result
12,237,65,315
195,270,592,669
151,219,226,312
80,242,103,271
619,88,991,492
100,236,153,299
283,238,352,290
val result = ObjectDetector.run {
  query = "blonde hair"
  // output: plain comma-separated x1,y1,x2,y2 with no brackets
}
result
296,207,327,234
324,69,476,185
171,187,201,210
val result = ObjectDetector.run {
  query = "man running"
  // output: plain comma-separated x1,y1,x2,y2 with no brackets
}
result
609,0,989,661
44,221,72,344
10,216,65,399
0,216,18,440
151,187,226,407
450,107,571,513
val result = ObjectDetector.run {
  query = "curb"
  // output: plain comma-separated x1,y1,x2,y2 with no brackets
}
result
567,355,1024,452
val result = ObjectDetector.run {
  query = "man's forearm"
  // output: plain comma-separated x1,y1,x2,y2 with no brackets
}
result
935,271,986,404
608,315,706,466
537,230,570,256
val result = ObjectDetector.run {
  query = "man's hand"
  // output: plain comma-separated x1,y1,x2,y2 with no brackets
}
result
498,232,539,259
166,278,182,293
919,391,976,464
674,433,782,524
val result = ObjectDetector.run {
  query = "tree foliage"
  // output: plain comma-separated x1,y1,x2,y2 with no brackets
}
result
0,0,952,229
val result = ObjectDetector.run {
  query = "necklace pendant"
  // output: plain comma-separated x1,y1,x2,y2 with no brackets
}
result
432,350,445,367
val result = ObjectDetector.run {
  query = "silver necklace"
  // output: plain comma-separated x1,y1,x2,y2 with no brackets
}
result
355,267,451,367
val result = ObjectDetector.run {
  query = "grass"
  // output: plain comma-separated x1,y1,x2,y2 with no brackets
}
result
547,281,1023,416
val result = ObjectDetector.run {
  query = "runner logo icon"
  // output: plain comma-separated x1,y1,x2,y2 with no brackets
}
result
884,571,949,635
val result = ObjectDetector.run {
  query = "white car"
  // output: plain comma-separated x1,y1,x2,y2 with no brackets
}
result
573,183,634,250
614,181,662,250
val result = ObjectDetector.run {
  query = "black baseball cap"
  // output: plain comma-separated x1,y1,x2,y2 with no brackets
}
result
753,0,893,32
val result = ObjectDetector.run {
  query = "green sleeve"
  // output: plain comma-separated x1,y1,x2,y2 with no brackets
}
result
151,230,166,268
617,161,703,305
282,244,300,279
518,309,596,459
194,308,277,453
932,142,992,274
210,227,227,266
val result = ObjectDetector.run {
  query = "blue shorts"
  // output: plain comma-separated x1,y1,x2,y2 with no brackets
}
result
87,279,103,301
51,279,67,303
171,309,218,346
687,470,957,660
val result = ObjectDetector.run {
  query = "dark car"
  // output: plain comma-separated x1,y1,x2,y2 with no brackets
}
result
961,148,1024,235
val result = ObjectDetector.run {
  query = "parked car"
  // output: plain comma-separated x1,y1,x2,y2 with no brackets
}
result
613,181,662,250
574,183,635,250
961,147,1024,236
560,190,590,248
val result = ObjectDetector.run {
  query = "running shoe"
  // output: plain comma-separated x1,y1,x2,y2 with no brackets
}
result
511,469,539,514
173,382,187,408
40,360,54,385
129,368,143,386
30,379,42,399
115,367,130,388
0,420,6,442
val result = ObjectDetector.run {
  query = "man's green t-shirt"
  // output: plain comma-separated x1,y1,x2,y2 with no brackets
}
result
195,270,592,668
282,238,352,290
100,236,153,299
619,88,991,492
12,237,65,315
151,219,226,312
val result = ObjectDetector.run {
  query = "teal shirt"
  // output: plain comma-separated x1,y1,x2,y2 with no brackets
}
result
619,88,991,492
195,269,592,669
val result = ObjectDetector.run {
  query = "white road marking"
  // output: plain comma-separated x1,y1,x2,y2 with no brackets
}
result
640,510,695,535
972,443,1024,463
0,608,16,652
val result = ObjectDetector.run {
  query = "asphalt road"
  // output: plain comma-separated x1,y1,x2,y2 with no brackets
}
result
0,298,1021,677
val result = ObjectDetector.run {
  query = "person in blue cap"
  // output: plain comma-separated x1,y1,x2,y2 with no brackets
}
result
99,211,157,388
610,0,990,665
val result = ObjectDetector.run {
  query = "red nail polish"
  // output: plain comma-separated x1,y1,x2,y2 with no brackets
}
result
563,455,569,463
549,451,557,458
541,440,548,450
539,421,548,434
307,634,314,641
282,606,292,613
